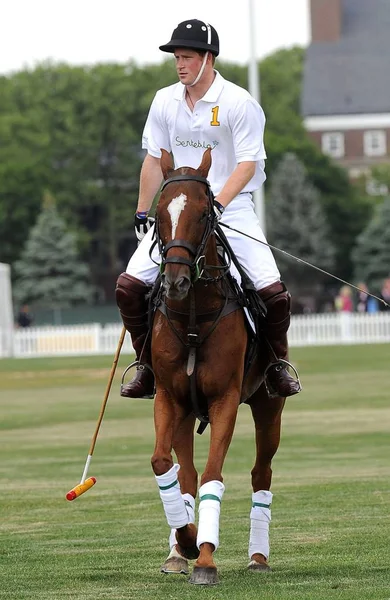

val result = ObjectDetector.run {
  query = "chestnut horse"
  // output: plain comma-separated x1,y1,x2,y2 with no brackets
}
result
150,147,285,585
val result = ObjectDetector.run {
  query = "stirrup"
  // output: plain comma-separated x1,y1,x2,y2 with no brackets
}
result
264,358,302,399
120,360,155,399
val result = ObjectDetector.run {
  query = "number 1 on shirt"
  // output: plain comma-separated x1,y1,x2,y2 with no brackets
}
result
211,106,220,126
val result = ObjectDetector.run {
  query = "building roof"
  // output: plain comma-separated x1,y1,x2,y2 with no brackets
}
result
302,0,390,117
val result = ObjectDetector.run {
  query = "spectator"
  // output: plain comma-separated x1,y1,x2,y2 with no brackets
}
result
367,296,379,313
381,277,390,308
16,304,33,328
335,285,353,312
356,282,369,312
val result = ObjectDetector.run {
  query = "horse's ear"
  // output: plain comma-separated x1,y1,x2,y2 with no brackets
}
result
160,149,174,180
197,147,212,178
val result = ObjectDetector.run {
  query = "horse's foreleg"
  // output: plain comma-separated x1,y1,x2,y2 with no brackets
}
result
170,413,198,560
247,387,285,571
152,392,196,575
190,393,240,585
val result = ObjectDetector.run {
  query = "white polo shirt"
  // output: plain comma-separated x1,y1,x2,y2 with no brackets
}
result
142,70,267,195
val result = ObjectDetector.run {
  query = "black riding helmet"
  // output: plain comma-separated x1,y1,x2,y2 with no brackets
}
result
159,19,219,56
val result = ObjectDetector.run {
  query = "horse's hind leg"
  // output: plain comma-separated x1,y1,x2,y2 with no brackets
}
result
247,385,285,571
151,392,197,575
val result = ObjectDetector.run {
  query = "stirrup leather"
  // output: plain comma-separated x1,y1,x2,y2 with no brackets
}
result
120,360,155,399
264,359,302,399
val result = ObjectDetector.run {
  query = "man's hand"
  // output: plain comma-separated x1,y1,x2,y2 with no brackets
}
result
213,199,225,222
134,211,155,242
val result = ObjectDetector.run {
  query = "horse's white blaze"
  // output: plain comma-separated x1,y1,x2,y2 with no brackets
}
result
167,193,187,239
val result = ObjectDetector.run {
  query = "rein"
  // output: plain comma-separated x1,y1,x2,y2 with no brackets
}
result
219,223,390,309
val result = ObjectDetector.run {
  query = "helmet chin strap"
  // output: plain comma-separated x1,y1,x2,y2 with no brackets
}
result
188,51,209,87
188,22,212,87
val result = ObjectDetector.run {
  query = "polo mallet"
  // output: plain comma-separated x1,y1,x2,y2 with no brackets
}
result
66,326,127,501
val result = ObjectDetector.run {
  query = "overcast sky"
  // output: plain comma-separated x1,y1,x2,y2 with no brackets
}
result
0,0,310,74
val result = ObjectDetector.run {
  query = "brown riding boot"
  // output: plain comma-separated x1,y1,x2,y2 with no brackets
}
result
257,281,301,398
115,273,155,399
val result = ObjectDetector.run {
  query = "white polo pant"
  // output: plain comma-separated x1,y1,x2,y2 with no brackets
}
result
126,193,280,290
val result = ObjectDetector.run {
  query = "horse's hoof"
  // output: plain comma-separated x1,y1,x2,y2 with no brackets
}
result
247,559,272,572
161,556,189,575
177,544,200,560
189,566,219,585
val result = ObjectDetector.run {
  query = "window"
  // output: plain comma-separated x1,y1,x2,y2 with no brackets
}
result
322,132,345,158
364,130,387,157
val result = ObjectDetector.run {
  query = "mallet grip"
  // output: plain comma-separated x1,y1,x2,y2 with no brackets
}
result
66,477,96,501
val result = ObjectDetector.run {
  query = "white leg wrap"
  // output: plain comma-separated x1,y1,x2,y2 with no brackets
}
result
168,493,195,549
196,480,225,551
248,490,273,559
155,464,189,529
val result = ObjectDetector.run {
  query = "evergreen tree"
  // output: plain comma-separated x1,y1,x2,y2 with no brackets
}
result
266,153,335,291
13,192,92,307
352,196,390,292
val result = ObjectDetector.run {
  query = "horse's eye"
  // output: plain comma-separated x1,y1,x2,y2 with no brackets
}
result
199,211,208,222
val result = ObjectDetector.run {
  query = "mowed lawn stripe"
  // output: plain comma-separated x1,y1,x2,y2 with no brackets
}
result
0,344,389,599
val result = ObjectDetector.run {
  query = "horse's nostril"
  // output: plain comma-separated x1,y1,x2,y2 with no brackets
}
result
176,276,191,293
161,272,172,290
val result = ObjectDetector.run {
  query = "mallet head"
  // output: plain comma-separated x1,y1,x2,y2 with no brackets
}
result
66,477,96,501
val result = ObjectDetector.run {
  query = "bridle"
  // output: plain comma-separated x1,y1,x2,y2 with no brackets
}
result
153,174,218,283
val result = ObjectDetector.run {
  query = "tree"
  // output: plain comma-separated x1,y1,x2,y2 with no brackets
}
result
13,192,92,308
0,74,51,265
352,196,390,292
266,153,335,295
371,163,390,191
296,144,374,281
257,48,373,281
0,50,373,295
0,61,178,291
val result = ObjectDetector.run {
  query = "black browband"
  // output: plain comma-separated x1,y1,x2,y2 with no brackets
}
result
161,175,211,191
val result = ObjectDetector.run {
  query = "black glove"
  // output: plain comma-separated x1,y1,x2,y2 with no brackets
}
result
213,199,225,222
134,212,155,242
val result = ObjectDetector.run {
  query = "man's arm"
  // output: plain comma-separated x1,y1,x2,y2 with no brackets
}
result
215,161,256,209
136,153,163,213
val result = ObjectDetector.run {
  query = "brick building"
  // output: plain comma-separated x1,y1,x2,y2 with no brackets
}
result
302,0,390,188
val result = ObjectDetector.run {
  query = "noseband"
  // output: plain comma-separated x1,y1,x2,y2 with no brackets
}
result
155,175,217,283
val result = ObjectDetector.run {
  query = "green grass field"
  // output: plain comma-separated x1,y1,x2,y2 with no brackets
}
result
1,345,390,599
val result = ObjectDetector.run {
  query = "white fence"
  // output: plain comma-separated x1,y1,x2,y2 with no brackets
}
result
1,312,390,358
289,312,390,346
6,323,134,358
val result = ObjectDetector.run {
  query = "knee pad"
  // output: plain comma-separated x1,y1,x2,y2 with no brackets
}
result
115,273,150,313
258,282,291,334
